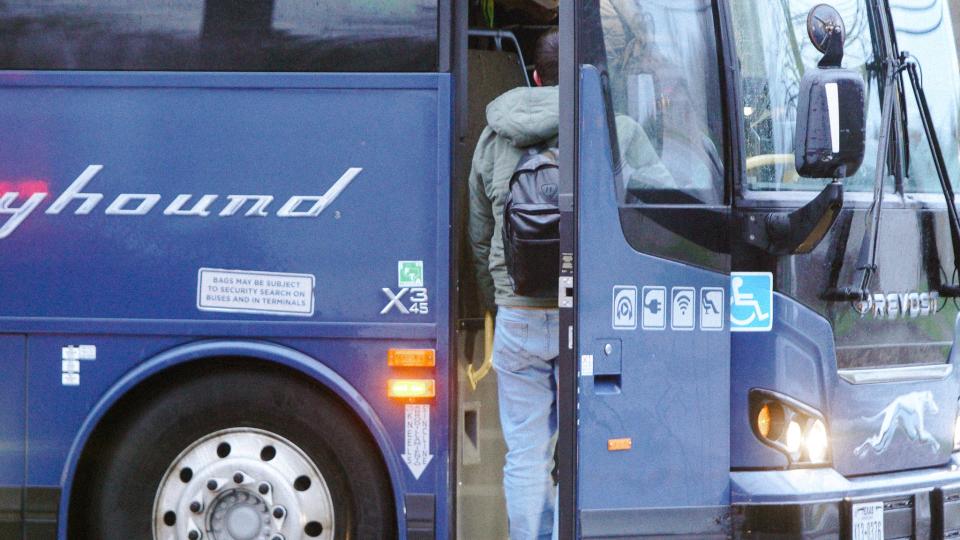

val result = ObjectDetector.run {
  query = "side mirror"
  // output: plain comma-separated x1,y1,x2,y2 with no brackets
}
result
794,4,866,179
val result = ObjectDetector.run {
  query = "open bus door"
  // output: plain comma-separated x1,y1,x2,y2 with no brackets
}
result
560,1,733,537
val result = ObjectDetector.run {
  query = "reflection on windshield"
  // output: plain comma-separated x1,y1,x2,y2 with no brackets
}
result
732,0,960,195
731,0,883,192
893,0,960,194
601,0,725,205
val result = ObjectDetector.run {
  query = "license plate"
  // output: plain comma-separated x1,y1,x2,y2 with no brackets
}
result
852,501,884,540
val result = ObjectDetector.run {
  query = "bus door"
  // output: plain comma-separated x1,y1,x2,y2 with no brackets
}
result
562,1,732,537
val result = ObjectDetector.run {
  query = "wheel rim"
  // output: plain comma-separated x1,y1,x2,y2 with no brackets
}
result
152,427,334,540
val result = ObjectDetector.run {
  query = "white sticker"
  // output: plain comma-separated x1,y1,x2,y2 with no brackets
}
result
61,372,80,386
581,354,594,377
63,345,96,361
62,359,80,373
825,82,841,153
671,287,696,331
612,286,638,330
197,268,315,317
641,286,666,330
402,404,433,480
700,288,725,331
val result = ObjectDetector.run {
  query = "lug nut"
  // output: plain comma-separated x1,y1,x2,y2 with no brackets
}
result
207,479,218,491
188,531,201,540
271,535,284,540
258,482,270,495
272,506,285,519
233,472,244,484
189,501,202,513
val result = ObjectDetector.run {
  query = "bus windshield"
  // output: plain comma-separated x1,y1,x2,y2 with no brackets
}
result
893,0,960,194
731,0,960,195
731,0,884,193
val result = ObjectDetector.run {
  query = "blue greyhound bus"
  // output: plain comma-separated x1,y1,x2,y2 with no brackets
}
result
1,0,960,538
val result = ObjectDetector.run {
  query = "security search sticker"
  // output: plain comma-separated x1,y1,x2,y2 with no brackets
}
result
398,261,424,287
730,272,773,332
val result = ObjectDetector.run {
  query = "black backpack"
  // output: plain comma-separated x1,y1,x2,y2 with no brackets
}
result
502,145,560,298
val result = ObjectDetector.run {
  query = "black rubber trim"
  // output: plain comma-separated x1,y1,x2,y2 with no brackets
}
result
0,486,59,539
580,506,730,538
404,493,435,540
933,483,960,538
24,486,58,539
734,501,840,538
0,487,21,539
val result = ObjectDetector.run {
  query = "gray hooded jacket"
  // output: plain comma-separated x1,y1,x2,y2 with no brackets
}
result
468,85,670,308
468,86,559,309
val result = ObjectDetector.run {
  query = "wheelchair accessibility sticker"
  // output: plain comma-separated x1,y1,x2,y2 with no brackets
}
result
730,272,773,332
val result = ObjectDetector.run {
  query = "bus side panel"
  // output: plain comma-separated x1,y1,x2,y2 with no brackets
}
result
27,336,448,535
0,336,24,535
0,73,442,327
0,73,452,538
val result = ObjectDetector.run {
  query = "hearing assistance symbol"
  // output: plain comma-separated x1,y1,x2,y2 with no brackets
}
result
640,286,666,330
671,287,696,330
612,286,638,330
730,272,773,332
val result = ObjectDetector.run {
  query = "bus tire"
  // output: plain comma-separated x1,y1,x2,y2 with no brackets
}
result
70,365,396,539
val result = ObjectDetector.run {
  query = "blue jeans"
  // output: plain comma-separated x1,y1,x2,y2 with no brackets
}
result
493,306,559,540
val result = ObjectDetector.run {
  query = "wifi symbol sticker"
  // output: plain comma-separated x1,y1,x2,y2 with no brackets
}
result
671,287,696,330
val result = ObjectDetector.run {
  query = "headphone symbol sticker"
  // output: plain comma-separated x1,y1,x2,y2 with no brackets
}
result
612,286,637,330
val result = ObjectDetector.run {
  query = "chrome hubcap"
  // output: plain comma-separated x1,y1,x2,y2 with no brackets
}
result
152,428,334,540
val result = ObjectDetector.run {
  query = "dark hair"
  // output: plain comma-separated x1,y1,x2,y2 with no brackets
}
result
535,28,559,86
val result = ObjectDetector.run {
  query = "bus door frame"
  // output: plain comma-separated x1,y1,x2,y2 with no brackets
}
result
558,0,578,537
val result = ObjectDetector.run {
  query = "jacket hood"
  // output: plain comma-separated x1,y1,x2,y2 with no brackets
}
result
485,86,559,148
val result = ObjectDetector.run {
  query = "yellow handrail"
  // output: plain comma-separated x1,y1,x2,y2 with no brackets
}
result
467,311,495,390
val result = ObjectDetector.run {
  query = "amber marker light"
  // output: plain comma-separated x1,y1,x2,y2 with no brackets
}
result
387,379,436,400
756,401,784,441
387,348,436,368
758,404,772,438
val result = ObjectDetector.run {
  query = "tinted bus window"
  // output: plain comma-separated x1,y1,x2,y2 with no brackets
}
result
0,0,438,72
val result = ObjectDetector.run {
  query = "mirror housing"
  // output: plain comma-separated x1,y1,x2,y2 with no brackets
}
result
794,4,866,179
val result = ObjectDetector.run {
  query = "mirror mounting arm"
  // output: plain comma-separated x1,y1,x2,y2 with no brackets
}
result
740,178,844,256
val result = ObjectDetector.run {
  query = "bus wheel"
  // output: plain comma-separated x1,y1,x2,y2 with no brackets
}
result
71,367,396,539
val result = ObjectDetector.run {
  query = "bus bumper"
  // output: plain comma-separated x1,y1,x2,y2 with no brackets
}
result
731,455,960,538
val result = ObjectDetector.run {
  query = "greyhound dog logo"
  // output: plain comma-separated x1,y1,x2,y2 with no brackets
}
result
854,391,940,458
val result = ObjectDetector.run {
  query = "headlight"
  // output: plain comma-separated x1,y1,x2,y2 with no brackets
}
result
785,420,803,454
806,419,829,463
750,389,831,466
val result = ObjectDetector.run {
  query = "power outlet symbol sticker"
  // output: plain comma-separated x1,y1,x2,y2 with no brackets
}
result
641,286,666,330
